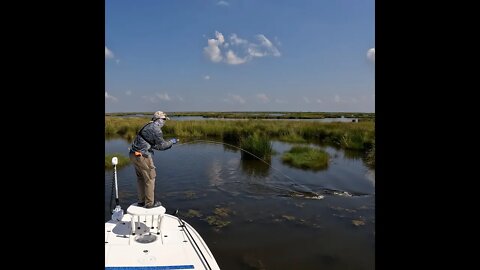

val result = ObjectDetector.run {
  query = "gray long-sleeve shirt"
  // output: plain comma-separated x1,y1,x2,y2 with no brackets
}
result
129,120,173,156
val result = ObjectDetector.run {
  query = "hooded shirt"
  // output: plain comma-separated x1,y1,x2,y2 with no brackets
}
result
129,119,173,156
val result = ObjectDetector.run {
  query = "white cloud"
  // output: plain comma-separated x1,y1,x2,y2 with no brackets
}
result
215,31,225,44
226,50,247,65
316,99,323,104
367,48,375,62
105,46,114,59
334,95,341,103
177,95,184,102
125,90,132,96
217,1,229,6
115,59,120,64
247,35,281,58
230,34,248,45
105,91,118,102
204,31,281,65
303,97,311,103
275,98,287,104
204,31,225,62
255,34,281,57
156,93,171,101
247,45,265,57
256,93,270,103
204,75,211,80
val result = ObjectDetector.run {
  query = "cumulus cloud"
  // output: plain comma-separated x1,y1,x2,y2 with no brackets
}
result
204,31,281,65
316,99,323,104
230,34,248,45
204,75,210,80
217,1,229,6
204,31,225,62
105,46,114,59
105,91,118,102
256,93,270,103
225,50,247,65
367,48,375,62
125,90,132,96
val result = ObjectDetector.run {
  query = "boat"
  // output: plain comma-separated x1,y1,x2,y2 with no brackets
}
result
105,157,221,269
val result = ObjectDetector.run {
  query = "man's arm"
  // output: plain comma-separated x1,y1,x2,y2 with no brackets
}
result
150,127,173,151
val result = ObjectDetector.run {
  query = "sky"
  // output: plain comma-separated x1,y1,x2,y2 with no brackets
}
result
106,0,375,113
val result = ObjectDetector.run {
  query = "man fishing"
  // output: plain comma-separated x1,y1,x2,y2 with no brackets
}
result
129,111,179,208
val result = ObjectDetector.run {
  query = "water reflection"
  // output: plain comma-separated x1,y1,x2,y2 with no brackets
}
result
343,149,364,160
240,158,271,177
208,159,225,187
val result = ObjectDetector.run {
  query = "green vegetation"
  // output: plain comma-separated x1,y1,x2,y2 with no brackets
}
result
105,153,130,170
105,113,375,163
239,133,273,159
282,146,329,170
185,209,203,218
204,215,231,229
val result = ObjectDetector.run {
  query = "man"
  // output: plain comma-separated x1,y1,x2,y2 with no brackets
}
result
129,111,179,208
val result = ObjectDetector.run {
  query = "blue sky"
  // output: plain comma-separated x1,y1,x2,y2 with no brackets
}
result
106,0,375,113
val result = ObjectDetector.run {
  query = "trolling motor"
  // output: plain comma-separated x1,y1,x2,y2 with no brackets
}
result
111,157,124,221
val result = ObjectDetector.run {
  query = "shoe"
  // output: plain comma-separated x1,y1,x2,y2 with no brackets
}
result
136,202,145,207
144,201,162,208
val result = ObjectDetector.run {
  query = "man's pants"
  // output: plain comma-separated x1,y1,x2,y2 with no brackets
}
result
129,153,157,206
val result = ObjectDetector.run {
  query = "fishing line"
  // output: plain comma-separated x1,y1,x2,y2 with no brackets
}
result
175,139,321,198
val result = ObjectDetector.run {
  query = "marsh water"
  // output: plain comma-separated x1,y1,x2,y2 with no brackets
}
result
105,138,375,270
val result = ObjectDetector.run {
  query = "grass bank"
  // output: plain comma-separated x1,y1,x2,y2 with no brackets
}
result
282,146,329,170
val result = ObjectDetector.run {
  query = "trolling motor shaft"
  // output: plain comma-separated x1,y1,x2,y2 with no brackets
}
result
111,157,124,221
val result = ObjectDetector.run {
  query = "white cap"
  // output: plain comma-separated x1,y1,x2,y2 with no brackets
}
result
152,111,170,120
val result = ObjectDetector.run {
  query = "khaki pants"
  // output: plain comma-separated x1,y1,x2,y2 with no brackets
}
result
129,153,157,206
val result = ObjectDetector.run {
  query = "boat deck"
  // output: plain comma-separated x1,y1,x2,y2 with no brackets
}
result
105,205,220,269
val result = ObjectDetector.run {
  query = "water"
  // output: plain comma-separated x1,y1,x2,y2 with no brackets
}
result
105,139,375,270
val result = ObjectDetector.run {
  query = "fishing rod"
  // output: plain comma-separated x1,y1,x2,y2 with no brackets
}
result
175,139,322,198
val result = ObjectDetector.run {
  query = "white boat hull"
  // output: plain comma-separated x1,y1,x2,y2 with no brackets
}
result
105,205,220,270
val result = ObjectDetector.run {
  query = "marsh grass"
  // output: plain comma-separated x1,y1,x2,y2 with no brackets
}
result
105,117,375,159
239,133,273,160
282,146,329,171
105,153,130,170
